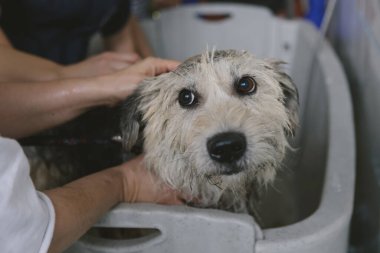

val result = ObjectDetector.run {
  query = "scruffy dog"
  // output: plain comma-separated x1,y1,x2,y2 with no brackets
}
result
27,49,298,226
120,49,299,218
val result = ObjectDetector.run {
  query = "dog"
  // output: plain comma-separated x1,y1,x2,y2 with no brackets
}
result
120,49,299,220
26,49,298,227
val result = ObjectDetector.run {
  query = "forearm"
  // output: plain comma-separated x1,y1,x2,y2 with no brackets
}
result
130,16,154,57
0,56,176,138
130,16,154,58
0,28,12,47
104,16,154,57
44,166,124,253
0,28,63,82
0,45,63,82
0,76,113,138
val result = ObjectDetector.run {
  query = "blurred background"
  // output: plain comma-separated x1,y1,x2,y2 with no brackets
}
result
131,0,325,26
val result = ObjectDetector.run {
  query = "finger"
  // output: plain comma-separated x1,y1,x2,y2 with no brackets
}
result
127,57,180,77
157,191,184,205
154,184,185,205
168,197,185,205
114,53,141,63
109,61,131,71
103,52,141,64
149,58,180,76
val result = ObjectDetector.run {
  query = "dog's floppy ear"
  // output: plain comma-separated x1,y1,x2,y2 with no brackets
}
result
120,90,144,152
271,61,299,136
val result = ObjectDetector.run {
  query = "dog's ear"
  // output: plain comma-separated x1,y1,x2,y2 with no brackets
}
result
120,90,144,152
271,62,299,136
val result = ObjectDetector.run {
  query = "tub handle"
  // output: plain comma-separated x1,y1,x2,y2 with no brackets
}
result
68,203,260,253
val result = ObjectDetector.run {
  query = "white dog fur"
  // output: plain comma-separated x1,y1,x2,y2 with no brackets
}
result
120,49,299,218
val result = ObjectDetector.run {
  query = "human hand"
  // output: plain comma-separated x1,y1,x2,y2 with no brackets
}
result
60,52,140,79
98,57,180,106
121,56,179,77
118,155,184,205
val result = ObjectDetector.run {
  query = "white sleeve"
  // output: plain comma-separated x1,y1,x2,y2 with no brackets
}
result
0,137,55,253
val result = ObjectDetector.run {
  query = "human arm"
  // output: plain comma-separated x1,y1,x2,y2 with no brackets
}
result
0,28,140,82
0,57,179,138
0,26,12,47
0,28,64,82
104,15,154,58
45,155,182,253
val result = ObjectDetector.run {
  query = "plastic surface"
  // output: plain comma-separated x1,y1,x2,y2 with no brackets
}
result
329,0,380,251
68,204,260,253
67,4,355,253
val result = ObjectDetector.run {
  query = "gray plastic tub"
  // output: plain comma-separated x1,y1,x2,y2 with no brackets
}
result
67,4,355,253
329,0,380,251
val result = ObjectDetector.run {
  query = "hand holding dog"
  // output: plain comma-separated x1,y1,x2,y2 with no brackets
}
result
119,155,183,204
0,56,179,138
44,155,182,253
97,57,180,107
60,52,141,79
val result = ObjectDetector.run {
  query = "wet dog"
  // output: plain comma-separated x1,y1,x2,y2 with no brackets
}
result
120,49,299,218
26,49,298,226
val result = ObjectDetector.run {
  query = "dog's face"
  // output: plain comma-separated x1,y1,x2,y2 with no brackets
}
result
121,50,298,205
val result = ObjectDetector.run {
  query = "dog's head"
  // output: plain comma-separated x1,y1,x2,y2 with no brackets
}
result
121,50,298,205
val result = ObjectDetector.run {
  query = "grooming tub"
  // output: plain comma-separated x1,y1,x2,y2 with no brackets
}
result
67,4,355,253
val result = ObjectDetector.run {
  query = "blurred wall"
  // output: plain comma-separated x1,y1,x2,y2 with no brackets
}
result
328,0,380,252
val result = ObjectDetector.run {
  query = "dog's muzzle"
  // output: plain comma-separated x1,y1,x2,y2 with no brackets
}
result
207,132,246,174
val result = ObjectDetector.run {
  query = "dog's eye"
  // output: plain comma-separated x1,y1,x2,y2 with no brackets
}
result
178,89,198,107
235,76,257,95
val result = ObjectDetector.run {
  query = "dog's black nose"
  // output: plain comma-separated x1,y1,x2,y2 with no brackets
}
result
207,132,246,164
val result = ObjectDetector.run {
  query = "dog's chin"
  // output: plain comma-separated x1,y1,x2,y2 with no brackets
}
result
212,163,246,176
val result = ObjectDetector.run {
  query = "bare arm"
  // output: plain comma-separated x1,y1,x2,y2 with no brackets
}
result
0,27,12,47
104,16,154,58
0,57,179,138
45,156,182,253
0,28,140,82
0,76,127,138
0,28,63,82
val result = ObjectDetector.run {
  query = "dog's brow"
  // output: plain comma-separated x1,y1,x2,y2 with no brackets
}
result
173,68,198,86
173,69,183,77
230,65,240,81
173,64,190,76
